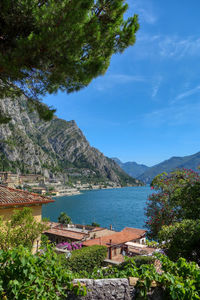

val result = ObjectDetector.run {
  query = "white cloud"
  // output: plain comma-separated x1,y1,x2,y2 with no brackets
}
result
128,98,200,127
159,37,200,58
141,101,200,127
152,76,162,98
175,85,200,100
109,74,145,83
94,73,146,91
129,0,157,24
134,34,200,60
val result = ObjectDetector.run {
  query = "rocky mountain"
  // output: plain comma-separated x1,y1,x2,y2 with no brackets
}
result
0,96,140,186
138,152,200,183
112,158,149,178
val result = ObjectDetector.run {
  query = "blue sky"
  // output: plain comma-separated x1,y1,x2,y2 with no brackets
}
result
44,0,200,166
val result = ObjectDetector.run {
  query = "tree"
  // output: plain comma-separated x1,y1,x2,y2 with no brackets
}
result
158,219,200,264
0,0,139,122
0,207,47,251
58,212,72,225
145,169,200,239
91,222,100,227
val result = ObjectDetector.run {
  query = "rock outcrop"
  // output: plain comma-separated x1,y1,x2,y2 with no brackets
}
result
0,96,140,186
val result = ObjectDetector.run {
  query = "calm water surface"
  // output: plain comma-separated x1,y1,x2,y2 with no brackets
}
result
42,186,151,231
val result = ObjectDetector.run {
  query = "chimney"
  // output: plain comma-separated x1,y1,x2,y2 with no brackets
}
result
110,224,112,230
99,237,102,245
109,239,112,260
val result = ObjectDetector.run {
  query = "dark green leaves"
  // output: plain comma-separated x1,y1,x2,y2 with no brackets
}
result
0,0,139,122
0,245,85,299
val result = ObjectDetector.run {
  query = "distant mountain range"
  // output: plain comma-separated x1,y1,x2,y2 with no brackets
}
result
112,158,149,178
112,152,200,184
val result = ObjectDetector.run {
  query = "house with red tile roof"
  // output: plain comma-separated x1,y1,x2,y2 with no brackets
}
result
0,185,54,252
83,227,146,260
44,223,114,244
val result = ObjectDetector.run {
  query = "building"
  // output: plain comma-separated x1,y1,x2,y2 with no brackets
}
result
0,172,21,188
31,187,47,195
125,242,156,256
83,227,146,261
44,223,114,245
0,185,54,252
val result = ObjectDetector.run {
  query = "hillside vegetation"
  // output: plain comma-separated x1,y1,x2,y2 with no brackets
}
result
0,96,140,186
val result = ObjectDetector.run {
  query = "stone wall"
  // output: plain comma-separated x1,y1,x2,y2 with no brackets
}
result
69,278,164,300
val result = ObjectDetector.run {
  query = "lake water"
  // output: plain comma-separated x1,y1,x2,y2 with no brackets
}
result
42,186,151,231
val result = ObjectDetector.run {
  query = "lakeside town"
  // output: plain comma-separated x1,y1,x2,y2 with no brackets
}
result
0,183,157,263
0,171,130,197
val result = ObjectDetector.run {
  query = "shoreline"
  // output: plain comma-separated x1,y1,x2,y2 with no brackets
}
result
53,184,144,198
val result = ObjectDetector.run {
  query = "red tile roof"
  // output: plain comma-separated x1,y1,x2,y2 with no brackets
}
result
83,228,146,247
0,185,54,207
44,228,87,240
122,227,146,236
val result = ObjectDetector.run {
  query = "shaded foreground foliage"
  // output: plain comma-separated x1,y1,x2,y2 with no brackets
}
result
158,219,200,265
1,244,200,300
145,169,200,239
0,245,86,300
145,169,200,264
59,245,107,273
75,254,200,300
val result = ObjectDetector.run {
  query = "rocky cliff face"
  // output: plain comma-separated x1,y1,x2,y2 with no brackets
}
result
0,96,139,186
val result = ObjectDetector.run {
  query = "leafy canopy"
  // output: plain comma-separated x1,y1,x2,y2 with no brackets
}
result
145,169,200,239
0,207,47,251
0,0,139,122
58,212,72,225
0,245,85,299
158,219,200,264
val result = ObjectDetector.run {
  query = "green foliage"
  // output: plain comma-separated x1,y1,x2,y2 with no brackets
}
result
41,233,50,248
91,222,100,227
158,219,200,264
146,169,200,239
76,254,200,300
58,212,72,225
0,152,30,173
0,0,139,122
0,111,11,124
0,245,86,299
145,239,159,248
0,207,47,251
61,245,107,273
131,255,156,268
113,166,140,186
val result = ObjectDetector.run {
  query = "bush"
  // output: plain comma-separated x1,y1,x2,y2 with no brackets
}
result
158,219,200,264
78,254,200,299
132,255,156,267
0,245,85,299
61,245,107,273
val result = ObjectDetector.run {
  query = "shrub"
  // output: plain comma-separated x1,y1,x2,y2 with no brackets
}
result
132,255,156,267
0,245,85,299
61,245,107,273
0,207,47,251
77,254,200,299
